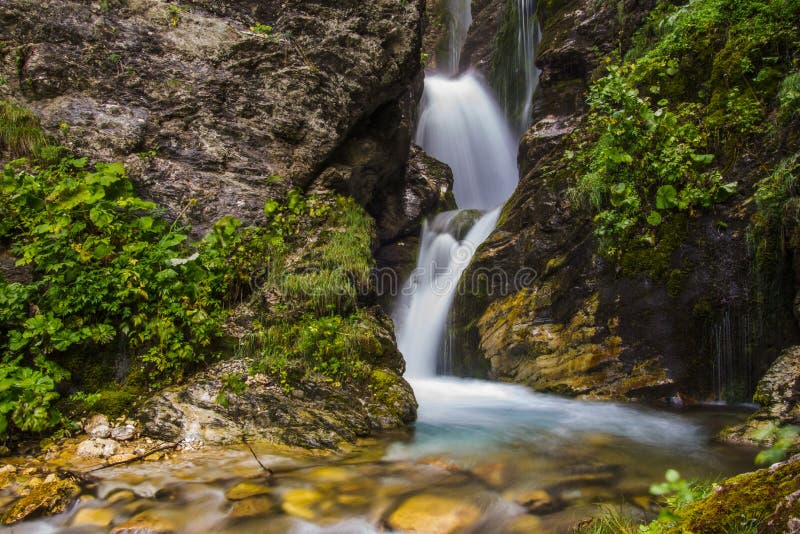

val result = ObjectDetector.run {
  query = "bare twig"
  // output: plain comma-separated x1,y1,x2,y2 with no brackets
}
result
85,441,182,473
243,437,273,478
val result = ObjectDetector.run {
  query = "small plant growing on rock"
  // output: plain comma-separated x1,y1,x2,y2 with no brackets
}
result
166,5,183,26
250,23,275,39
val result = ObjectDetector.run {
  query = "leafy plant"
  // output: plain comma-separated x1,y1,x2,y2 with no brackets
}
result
0,360,66,437
749,153,800,266
250,23,275,39
778,71,800,119
215,373,247,408
569,64,735,255
752,422,800,465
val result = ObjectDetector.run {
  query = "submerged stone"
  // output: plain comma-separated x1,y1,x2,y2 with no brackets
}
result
387,494,482,534
229,496,275,519
225,481,271,501
281,488,324,520
110,510,178,533
71,506,116,527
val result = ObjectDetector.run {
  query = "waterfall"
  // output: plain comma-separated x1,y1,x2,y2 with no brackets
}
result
396,209,500,378
415,74,519,210
396,0,526,379
491,0,541,134
443,0,472,75
515,0,541,133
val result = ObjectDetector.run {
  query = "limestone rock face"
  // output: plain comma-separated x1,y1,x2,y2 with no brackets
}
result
459,0,508,75
0,0,426,233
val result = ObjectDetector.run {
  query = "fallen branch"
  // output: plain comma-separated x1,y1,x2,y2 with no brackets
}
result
85,441,182,473
243,437,273,478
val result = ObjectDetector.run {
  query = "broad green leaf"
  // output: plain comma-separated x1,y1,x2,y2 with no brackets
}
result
691,154,715,165
90,207,114,228
656,185,678,210
647,211,663,226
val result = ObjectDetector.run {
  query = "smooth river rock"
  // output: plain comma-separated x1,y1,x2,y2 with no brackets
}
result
387,494,482,534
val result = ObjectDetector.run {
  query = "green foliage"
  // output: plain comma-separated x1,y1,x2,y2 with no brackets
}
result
248,311,382,392
0,100,379,438
166,4,183,26
0,360,65,437
250,23,275,38
571,505,640,534
215,373,247,408
0,155,260,436
778,71,800,119
752,422,800,465
0,157,233,380
750,153,800,266
569,63,735,255
567,0,800,257
0,100,48,159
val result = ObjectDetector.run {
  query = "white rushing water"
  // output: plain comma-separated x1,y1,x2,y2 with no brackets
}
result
395,208,500,378
415,73,519,210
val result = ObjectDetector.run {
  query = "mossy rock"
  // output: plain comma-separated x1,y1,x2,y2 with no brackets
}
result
1,478,80,524
674,455,800,533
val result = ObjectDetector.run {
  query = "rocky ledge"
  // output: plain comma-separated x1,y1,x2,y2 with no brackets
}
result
140,354,417,450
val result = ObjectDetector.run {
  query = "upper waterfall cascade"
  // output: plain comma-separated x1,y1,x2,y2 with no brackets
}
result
415,74,519,210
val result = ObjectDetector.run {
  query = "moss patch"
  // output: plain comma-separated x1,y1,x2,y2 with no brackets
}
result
676,456,800,533
1,478,80,524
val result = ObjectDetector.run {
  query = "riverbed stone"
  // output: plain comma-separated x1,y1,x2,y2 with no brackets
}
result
503,488,562,515
501,514,545,534
225,481,271,501
111,424,137,442
85,414,112,439
280,488,325,520
71,507,116,527
387,494,482,534
229,496,275,519
110,510,178,533
76,437,120,459
0,478,80,525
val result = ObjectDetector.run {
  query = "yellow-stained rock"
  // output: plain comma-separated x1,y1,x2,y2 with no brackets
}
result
387,494,481,534
106,489,137,505
304,466,352,483
110,509,178,533
501,514,544,534
281,488,324,520
229,496,275,518
1,478,80,524
471,462,509,487
502,488,561,514
71,507,116,527
225,481,271,501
